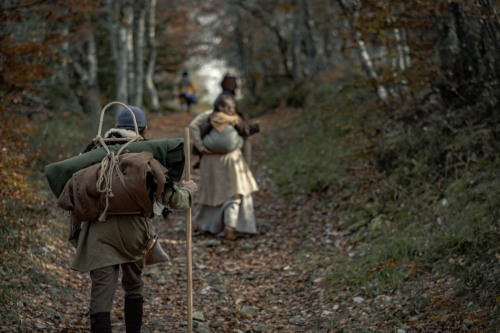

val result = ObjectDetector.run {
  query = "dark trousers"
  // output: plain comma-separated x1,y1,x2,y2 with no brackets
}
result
89,260,144,314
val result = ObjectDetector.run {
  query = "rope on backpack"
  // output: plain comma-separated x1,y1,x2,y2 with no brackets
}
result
94,133,141,221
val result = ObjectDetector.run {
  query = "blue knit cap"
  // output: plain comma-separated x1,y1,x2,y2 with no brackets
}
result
117,106,147,128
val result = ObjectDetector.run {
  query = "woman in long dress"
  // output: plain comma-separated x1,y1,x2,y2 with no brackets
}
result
189,95,259,240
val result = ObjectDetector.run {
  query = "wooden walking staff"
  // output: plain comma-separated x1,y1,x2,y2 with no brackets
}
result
184,127,193,333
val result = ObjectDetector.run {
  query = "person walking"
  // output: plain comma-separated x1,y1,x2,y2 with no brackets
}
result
178,71,197,113
67,106,197,332
189,95,259,241
217,72,256,163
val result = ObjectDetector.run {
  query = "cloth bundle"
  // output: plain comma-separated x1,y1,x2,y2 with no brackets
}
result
57,152,167,223
201,112,243,153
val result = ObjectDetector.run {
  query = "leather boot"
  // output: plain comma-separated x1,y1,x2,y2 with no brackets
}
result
124,297,143,333
90,312,111,333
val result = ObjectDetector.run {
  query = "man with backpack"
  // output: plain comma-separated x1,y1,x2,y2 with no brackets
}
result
67,106,197,332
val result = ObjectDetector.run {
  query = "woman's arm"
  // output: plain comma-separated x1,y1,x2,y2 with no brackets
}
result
234,117,260,137
188,110,212,153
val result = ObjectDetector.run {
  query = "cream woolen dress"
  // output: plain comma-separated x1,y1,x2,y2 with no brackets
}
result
189,111,259,235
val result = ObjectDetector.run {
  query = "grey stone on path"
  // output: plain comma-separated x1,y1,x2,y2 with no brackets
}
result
205,239,221,247
213,285,228,294
211,319,223,329
156,278,167,285
290,317,306,325
206,272,226,286
242,242,257,250
256,218,272,227
143,267,161,277
241,273,256,280
193,320,210,333
49,287,60,296
238,305,258,319
254,324,276,332
353,296,365,304
35,323,46,330
193,311,205,322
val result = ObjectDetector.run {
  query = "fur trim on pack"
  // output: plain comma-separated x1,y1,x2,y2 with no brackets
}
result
104,128,140,139
81,128,142,154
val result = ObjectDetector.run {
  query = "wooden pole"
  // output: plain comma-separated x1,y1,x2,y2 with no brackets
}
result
184,127,193,333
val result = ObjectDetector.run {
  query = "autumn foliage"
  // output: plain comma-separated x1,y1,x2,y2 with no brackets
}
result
0,0,98,215
2,0,500,331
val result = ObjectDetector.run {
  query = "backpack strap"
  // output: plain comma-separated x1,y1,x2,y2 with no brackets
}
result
93,102,144,221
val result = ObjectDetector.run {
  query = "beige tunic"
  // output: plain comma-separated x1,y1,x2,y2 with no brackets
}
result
189,110,258,207
71,184,193,272
196,150,258,206
193,195,257,235
189,111,259,235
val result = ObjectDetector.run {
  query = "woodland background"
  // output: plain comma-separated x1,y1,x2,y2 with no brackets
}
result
2,0,500,331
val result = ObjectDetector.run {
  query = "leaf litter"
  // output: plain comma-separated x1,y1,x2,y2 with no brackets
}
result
2,108,489,332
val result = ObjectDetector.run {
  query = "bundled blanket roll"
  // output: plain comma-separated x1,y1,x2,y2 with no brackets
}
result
45,138,185,198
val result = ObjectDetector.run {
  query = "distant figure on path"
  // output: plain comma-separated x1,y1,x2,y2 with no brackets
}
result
178,71,197,113
189,94,260,240
217,72,255,163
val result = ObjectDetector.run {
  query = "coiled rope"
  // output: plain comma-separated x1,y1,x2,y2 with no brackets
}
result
93,102,143,222
94,134,141,221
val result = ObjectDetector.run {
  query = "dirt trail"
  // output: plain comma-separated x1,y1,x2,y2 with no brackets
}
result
35,108,324,332
14,107,488,332
126,108,329,332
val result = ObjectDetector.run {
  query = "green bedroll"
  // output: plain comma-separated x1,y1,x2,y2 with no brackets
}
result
45,138,185,198
44,102,185,199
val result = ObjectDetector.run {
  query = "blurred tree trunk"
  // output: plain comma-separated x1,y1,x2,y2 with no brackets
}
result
451,1,485,103
233,1,293,91
451,0,500,105
106,0,160,109
291,9,304,83
476,0,500,104
435,0,500,109
357,35,388,102
233,6,258,100
302,0,320,77
455,2,485,77
67,15,102,116
124,1,135,103
387,14,411,95
273,24,293,80
392,27,410,72
131,0,146,107
337,0,388,102
105,0,132,103
435,9,460,105
322,0,342,69
145,0,160,111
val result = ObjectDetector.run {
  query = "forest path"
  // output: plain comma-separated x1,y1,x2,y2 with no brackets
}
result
131,107,329,332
